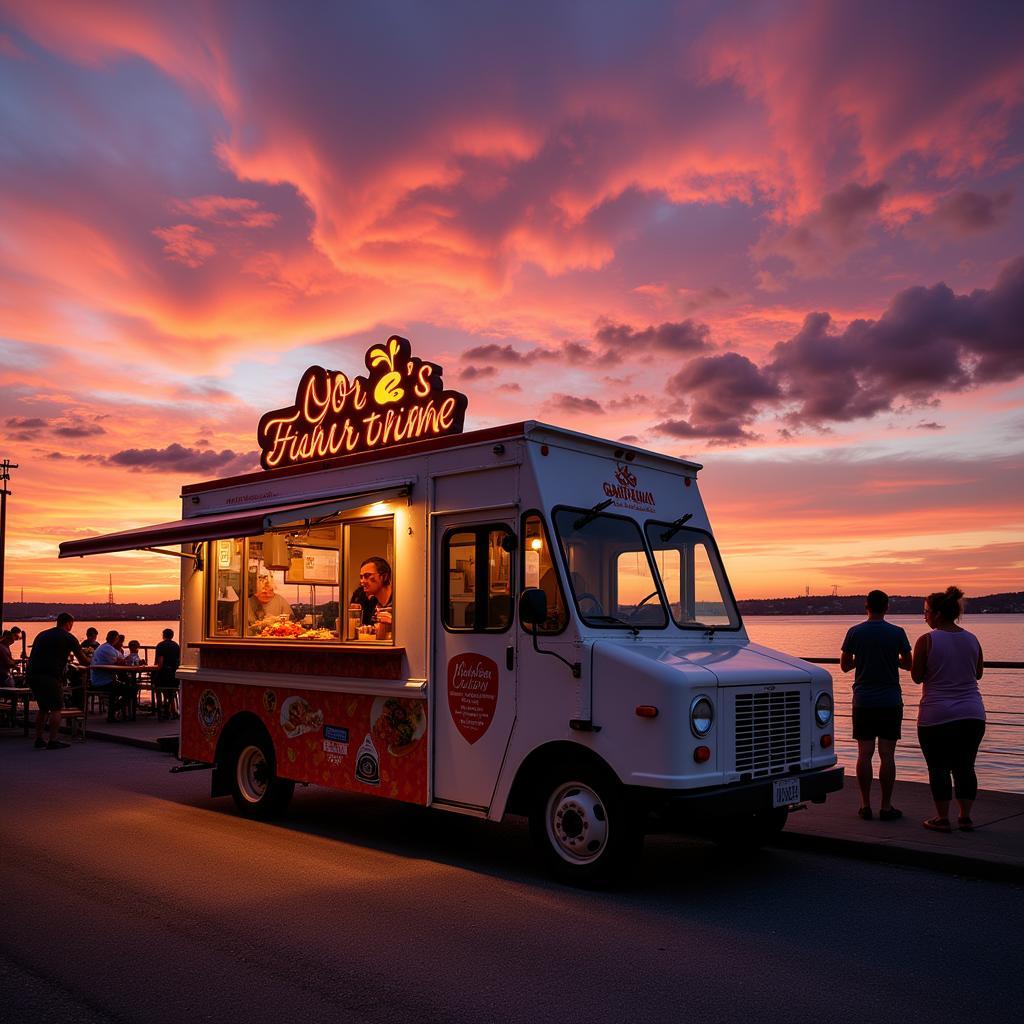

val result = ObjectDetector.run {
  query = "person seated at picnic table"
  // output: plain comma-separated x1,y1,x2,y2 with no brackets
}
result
125,640,146,665
153,628,181,720
90,629,131,722
79,627,100,662
1,629,18,686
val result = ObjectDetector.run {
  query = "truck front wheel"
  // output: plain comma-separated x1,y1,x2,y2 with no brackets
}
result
229,731,294,819
529,765,642,887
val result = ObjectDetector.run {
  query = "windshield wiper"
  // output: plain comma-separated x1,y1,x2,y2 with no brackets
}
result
573,498,613,531
584,614,639,636
660,513,693,542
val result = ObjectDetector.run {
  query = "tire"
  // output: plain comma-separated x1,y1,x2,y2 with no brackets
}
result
529,762,642,887
228,731,294,819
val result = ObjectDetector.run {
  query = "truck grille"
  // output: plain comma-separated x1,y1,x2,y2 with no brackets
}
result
735,691,802,777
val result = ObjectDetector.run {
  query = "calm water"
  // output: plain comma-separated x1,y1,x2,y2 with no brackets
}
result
745,614,1024,795
21,614,1023,793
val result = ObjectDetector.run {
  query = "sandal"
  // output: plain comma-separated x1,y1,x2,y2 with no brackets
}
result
957,816,974,832
922,817,952,833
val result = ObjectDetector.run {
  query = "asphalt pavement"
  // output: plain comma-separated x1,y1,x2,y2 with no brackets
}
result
2,734,1023,1024
61,709,1024,882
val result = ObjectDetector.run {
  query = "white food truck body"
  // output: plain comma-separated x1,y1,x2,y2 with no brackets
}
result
62,419,842,882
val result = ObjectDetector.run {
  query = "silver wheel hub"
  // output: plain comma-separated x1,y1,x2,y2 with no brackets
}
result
237,744,269,803
546,781,609,864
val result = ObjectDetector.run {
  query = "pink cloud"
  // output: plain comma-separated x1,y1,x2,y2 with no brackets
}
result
153,223,216,267
172,195,279,229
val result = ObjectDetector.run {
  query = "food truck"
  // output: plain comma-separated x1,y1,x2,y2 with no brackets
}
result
60,335,843,884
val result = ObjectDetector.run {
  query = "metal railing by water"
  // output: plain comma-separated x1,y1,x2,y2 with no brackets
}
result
803,657,1024,760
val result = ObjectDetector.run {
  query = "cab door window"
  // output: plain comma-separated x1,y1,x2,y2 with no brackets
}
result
442,525,515,632
521,512,568,633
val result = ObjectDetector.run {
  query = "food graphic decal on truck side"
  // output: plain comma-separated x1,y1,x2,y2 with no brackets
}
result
371,697,426,756
197,689,222,737
447,653,499,745
355,734,380,786
280,696,324,738
180,681,427,803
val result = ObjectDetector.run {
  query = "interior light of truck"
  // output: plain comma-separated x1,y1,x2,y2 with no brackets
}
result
530,538,543,551
694,746,711,763
689,695,714,737
635,705,658,718
814,691,834,727
820,734,833,749
370,501,390,514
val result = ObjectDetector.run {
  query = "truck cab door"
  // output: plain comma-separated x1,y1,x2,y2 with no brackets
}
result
432,515,517,811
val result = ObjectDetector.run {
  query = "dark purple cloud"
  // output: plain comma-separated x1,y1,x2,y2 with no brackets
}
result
594,318,710,355
462,343,529,364
659,352,781,440
758,181,890,274
4,416,106,441
932,190,1012,235
53,423,106,438
818,182,889,244
107,443,260,475
461,340,602,367
459,364,497,380
546,394,604,415
767,255,1024,423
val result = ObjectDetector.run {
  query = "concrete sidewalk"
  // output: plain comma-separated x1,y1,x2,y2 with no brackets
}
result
775,777,1024,881
28,711,1024,882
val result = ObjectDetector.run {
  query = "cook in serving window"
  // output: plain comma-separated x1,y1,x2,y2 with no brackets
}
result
349,557,393,637
248,570,294,632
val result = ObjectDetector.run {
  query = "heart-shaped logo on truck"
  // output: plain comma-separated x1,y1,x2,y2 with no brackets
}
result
447,653,499,744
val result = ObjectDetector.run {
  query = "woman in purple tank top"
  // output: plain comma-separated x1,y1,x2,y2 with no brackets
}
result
911,586,985,834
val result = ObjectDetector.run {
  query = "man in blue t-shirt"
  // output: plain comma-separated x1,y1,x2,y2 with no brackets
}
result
841,590,912,822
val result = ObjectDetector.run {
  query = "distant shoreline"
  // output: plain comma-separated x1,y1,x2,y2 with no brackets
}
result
4,592,1021,620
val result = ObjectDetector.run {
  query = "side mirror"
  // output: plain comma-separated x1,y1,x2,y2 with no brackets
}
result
518,588,548,626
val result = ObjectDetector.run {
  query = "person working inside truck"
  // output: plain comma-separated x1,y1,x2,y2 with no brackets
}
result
247,570,294,632
350,557,393,632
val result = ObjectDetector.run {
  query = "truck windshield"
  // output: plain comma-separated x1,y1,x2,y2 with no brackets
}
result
552,509,668,629
644,522,740,630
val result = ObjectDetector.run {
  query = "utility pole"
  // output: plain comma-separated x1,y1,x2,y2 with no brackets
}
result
0,458,18,631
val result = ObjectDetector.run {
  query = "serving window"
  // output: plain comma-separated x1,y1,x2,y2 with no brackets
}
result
206,513,395,643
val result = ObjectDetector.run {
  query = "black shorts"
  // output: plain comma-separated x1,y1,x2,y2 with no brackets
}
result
27,674,64,714
852,705,903,741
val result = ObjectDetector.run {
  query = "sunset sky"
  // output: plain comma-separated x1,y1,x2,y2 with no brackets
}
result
1,1,1022,604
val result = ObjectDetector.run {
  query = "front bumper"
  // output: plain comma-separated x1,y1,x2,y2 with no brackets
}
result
629,765,845,829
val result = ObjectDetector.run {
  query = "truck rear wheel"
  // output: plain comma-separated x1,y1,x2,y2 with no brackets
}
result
229,731,294,819
529,764,642,887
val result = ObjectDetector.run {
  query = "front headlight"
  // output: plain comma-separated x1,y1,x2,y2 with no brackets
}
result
690,695,714,737
814,691,833,728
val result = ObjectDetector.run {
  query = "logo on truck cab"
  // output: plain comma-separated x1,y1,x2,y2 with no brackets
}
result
603,463,656,512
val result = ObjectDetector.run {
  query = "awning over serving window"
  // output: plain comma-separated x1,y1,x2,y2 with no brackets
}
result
58,481,413,559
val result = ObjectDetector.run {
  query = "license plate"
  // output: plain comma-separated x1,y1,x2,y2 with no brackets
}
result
772,778,800,807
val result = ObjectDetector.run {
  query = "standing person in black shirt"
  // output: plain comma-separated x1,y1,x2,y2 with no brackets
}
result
153,628,181,720
26,612,85,750
840,590,912,820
